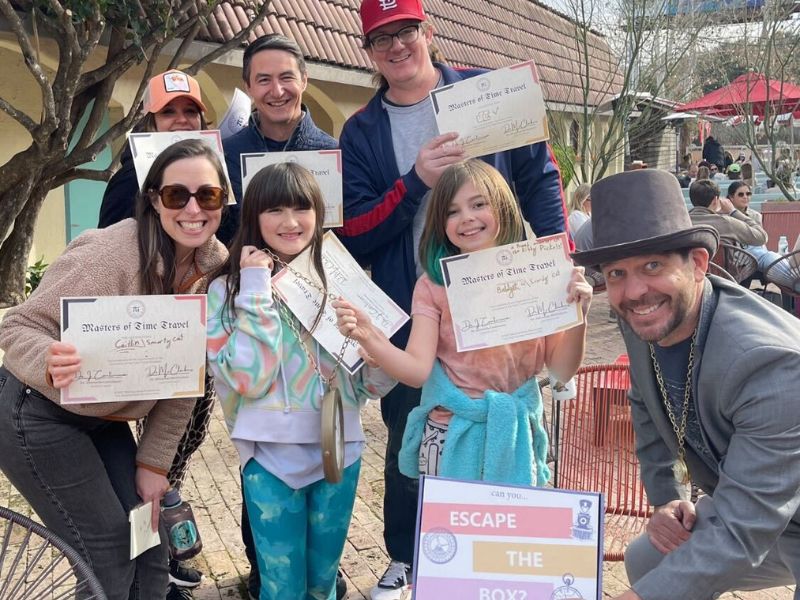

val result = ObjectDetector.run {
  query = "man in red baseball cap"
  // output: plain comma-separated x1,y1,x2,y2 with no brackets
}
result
337,2,568,599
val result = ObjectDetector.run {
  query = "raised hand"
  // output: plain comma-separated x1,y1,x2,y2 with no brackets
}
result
566,266,593,317
333,298,376,344
414,132,466,188
240,245,273,270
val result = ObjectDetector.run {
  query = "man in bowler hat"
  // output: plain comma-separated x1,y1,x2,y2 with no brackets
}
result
572,169,800,600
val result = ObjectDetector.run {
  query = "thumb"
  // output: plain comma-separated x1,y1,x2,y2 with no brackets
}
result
679,502,696,531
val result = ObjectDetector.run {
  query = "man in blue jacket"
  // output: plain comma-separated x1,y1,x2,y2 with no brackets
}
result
338,2,567,598
220,34,337,245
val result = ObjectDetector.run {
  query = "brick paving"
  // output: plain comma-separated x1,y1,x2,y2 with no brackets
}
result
0,294,794,599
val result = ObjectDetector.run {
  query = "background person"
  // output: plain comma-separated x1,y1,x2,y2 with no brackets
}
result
568,182,592,232
338,1,567,596
0,140,228,600
572,169,800,600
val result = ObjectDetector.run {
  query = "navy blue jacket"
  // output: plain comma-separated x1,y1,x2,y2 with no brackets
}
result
97,146,137,228
220,107,337,245
337,63,567,344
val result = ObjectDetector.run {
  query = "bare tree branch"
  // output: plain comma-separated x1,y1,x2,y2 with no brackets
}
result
0,95,38,134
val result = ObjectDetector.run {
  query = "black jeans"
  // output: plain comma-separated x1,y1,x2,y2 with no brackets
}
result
0,367,168,600
381,383,421,564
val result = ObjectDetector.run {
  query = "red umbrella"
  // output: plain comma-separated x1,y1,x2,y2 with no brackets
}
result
676,73,800,117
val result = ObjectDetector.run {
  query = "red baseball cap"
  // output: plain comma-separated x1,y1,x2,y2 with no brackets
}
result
143,70,207,114
360,0,426,37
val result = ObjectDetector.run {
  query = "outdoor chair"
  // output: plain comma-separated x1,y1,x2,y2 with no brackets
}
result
764,250,800,316
706,262,737,282
551,363,652,562
718,241,759,284
0,505,107,599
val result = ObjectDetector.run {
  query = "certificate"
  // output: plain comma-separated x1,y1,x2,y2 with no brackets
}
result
413,477,603,600
60,295,207,404
272,232,409,374
128,130,235,203
240,150,343,228
430,61,549,158
218,88,251,139
440,233,581,352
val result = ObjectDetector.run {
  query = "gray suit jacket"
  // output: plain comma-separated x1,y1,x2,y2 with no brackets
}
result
623,276,800,599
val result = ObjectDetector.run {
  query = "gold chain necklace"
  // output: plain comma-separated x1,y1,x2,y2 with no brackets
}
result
264,247,350,483
648,329,698,485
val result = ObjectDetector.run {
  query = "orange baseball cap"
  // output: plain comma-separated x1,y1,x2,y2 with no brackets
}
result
143,70,207,114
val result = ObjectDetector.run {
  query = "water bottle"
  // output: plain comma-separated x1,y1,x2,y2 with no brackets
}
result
778,235,789,255
161,489,203,560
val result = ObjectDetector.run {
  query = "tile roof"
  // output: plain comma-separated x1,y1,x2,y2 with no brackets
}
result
204,0,623,107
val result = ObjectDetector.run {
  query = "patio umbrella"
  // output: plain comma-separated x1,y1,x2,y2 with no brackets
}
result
676,73,800,117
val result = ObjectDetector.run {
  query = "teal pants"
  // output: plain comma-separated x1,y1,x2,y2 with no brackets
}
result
242,458,361,600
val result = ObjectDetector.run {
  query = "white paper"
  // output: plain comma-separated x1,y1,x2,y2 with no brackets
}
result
241,150,344,228
129,502,161,560
413,476,602,600
430,60,549,157
440,233,581,352
60,294,208,404
128,130,235,203
218,88,252,139
272,232,409,374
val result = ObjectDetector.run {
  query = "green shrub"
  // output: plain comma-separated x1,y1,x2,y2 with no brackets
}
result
552,144,576,190
25,257,48,297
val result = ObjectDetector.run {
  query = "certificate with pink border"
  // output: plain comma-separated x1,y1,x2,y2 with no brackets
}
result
441,233,582,352
430,60,549,157
413,477,603,600
59,294,207,404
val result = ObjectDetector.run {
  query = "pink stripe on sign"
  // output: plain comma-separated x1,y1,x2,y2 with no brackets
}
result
422,504,572,538
415,577,553,599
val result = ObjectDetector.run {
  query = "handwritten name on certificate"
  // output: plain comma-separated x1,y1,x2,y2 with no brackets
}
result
440,233,581,352
240,150,343,228
272,232,409,374
60,295,207,404
128,130,234,202
413,476,602,600
430,61,549,158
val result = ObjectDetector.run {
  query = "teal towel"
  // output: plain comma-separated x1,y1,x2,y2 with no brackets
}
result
398,361,550,486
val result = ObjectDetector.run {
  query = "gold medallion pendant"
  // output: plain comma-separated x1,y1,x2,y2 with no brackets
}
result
321,386,345,483
673,457,690,485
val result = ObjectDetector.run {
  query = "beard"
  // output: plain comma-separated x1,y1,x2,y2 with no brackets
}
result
613,286,696,343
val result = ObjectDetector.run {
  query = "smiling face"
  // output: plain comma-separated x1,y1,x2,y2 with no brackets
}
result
245,49,307,141
258,206,316,263
444,182,500,254
153,97,203,132
366,19,434,90
602,249,707,346
153,156,223,260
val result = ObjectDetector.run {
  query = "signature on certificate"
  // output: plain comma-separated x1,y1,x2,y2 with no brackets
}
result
460,315,509,333
146,362,192,379
525,299,569,319
76,369,126,383
504,118,538,135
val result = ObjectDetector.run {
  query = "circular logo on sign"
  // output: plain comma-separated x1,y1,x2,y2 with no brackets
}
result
496,249,513,266
477,77,491,91
422,528,457,564
127,300,145,319
286,155,299,163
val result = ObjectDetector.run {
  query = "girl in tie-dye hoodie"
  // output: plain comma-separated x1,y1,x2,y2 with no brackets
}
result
206,163,395,600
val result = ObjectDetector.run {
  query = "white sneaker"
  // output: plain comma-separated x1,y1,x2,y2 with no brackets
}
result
370,560,412,600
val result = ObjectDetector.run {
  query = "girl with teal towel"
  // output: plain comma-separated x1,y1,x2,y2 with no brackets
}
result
334,159,591,487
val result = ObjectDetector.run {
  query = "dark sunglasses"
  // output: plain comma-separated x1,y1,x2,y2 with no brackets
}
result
152,184,227,210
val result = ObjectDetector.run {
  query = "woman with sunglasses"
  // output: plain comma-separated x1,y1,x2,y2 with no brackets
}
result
98,69,208,229
0,139,228,600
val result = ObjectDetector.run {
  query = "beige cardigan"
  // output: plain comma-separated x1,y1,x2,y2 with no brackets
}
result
0,219,227,472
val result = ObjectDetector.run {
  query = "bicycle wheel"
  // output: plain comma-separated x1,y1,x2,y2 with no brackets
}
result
0,505,107,600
